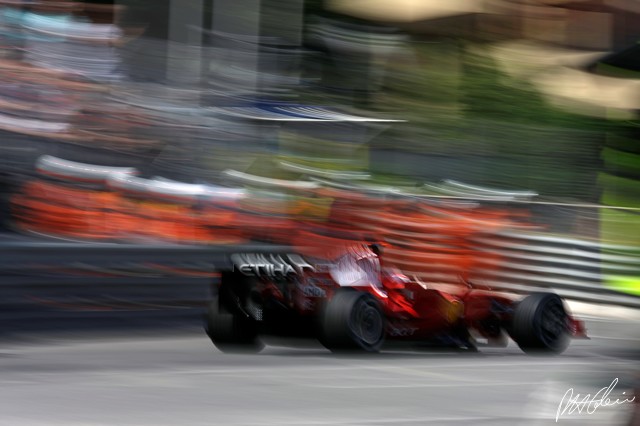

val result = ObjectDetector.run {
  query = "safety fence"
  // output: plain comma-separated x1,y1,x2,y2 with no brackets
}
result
471,231,640,308
1,226,638,310
1,156,639,312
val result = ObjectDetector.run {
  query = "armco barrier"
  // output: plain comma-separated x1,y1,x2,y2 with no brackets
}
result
0,239,293,269
0,232,638,308
470,231,640,308
0,238,297,328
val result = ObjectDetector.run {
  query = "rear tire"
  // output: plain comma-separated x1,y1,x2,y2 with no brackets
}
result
321,291,385,353
205,280,264,354
509,293,570,355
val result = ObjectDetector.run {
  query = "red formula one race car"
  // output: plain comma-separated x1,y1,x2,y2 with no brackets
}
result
205,244,587,354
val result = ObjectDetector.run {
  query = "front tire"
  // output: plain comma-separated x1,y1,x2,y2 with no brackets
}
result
321,291,385,353
509,293,570,355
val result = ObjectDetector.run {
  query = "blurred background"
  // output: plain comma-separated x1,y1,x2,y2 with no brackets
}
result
0,0,638,317
0,1,639,424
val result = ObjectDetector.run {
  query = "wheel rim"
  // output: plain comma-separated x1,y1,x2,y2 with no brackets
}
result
350,298,383,346
539,300,568,347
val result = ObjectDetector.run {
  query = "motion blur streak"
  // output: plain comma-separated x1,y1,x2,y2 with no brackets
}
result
0,0,639,425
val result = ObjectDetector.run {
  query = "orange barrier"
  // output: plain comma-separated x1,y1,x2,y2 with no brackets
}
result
12,193,116,240
232,212,296,244
11,156,531,285
13,178,249,244
111,198,247,244
289,192,531,286
292,229,363,260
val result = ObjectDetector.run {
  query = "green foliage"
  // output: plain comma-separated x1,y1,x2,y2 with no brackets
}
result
372,39,635,200
459,50,615,132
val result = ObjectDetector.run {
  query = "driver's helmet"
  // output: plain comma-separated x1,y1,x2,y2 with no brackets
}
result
330,243,381,287
370,244,388,258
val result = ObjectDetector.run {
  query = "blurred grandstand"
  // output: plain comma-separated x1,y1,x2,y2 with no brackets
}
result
0,0,638,315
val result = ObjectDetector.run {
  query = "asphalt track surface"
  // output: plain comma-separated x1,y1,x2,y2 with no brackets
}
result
0,315,638,426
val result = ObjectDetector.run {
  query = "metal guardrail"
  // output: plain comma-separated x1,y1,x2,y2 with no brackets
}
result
0,231,638,308
0,239,293,269
0,238,300,325
472,231,640,308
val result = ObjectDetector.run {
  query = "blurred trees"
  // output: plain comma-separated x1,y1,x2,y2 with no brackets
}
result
370,38,620,201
